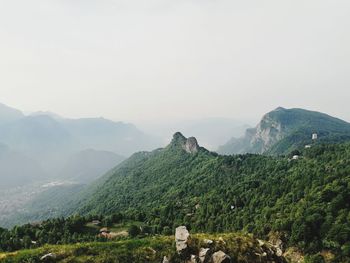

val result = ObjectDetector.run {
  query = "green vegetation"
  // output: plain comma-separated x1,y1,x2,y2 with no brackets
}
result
0,233,286,263
67,134,350,262
1,132,350,262
0,214,151,253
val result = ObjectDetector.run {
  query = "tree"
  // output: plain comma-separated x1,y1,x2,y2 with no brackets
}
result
128,225,140,238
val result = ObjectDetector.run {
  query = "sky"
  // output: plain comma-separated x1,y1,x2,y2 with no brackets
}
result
0,0,349,125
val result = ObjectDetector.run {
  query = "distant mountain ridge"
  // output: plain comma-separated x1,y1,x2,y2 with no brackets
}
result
0,102,161,178
0,103,24,123
218,107,350,155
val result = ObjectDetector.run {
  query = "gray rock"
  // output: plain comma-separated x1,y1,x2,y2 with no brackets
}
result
211,251,231,263
175,226,190,254
203,239,213,246
163,256,170,263
199,248,210,263
40,253,57,261
184,137,199,153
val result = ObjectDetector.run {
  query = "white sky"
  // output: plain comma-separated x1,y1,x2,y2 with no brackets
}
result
0,0,349,124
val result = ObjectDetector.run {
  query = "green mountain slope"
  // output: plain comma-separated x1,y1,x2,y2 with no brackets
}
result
218,107,350,155
66,132,350,257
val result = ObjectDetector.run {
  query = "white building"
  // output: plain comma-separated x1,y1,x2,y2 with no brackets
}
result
312,133,318,140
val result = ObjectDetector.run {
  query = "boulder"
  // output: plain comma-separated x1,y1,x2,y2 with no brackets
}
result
199,248,210,263
211,251,231,263
175,226,190,254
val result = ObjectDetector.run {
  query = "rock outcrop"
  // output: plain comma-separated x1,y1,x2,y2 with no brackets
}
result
199,248,210,263
171,132,200,154
170,227,286,263
175,226,191,254
184,137,199,153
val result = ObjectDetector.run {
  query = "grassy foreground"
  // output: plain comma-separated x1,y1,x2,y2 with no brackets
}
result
0,233,290,263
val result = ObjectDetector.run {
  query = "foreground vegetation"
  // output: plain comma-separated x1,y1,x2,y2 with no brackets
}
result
0,233,291,263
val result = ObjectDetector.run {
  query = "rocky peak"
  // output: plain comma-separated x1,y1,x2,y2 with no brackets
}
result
171,132,200,154
172,132,187,144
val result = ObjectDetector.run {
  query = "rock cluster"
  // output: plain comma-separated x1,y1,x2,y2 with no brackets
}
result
168,226,288,263
174,226,231,263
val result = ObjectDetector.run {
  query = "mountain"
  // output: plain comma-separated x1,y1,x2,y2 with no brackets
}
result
0,103,24,124
58,149,125,183
0,115,76,156
218,107,350,155
55,132,350,257
0,144,45,188
61,117,160,156
0,103,161,179
1,133,349,260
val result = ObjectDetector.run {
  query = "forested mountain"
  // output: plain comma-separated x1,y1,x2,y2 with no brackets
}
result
218,107,350,155
0,133,350,261
51,132,349,259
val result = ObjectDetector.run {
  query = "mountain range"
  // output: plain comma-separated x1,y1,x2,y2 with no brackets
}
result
1,107,350,262
0,102,160,185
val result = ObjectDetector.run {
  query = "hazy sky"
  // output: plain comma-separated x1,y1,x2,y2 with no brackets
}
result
0,0,349,124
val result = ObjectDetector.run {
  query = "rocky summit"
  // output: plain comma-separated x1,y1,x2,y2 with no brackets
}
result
171,132,200,154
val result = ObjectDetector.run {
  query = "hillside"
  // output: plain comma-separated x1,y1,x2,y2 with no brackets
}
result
218,107,350,155
53,132,350,260
0,134,349,261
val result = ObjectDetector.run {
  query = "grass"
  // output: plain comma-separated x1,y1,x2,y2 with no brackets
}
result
0,232,289,263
